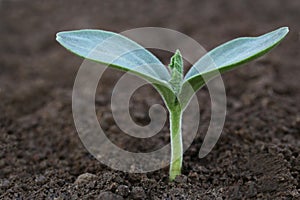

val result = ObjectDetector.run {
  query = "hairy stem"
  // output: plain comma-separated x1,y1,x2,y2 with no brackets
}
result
169,105,183,181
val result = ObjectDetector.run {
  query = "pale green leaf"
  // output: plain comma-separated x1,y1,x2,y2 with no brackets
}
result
184,27,289,92
56,29,177,107
56,29,171,84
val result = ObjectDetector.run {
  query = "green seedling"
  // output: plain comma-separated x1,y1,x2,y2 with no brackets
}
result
56,27,289,181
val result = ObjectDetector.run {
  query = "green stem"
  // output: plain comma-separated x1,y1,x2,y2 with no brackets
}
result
169,104,183,181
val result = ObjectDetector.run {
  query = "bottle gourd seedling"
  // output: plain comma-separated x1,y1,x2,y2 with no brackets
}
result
56,27,289,181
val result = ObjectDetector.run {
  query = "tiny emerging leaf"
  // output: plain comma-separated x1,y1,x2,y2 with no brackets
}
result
168,50,184,95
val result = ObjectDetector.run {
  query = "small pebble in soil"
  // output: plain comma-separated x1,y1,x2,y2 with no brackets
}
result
109,125,121,134
97,191,124,200
174,175,188,184
95,95,108,106
116,185,130,197
131,186,146,199
74,173,97,185
100,113,114,131
246,181,257,198
0,179,10,188
35,175,46,183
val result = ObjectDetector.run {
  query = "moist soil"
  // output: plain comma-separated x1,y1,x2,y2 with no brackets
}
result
1,0,300,199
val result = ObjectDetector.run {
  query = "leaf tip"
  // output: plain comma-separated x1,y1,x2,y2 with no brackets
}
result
277,26,289,38
56,32,64,43
282,26,289,33
56,31,72,44
175,49,182,56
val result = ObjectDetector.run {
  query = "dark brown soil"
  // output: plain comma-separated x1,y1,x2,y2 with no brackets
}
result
1,0,300,199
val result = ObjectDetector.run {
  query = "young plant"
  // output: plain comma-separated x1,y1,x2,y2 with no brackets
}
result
56,27,289,181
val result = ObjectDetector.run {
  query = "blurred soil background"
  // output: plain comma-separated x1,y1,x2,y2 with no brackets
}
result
0,0,299,199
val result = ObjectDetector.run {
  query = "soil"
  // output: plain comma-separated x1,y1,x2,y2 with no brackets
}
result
1,0,300,199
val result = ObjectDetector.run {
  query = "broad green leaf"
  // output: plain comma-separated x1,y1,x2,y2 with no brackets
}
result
184,27,289,93
56,29,172,83
56,29,177,107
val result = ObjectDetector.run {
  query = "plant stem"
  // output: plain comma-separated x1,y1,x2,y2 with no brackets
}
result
169,104,183,181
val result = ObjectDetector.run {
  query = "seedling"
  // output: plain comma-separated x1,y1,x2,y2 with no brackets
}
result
56,27,288,180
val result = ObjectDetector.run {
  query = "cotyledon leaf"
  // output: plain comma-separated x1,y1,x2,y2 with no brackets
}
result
183,27,289,95
56,29,177,105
